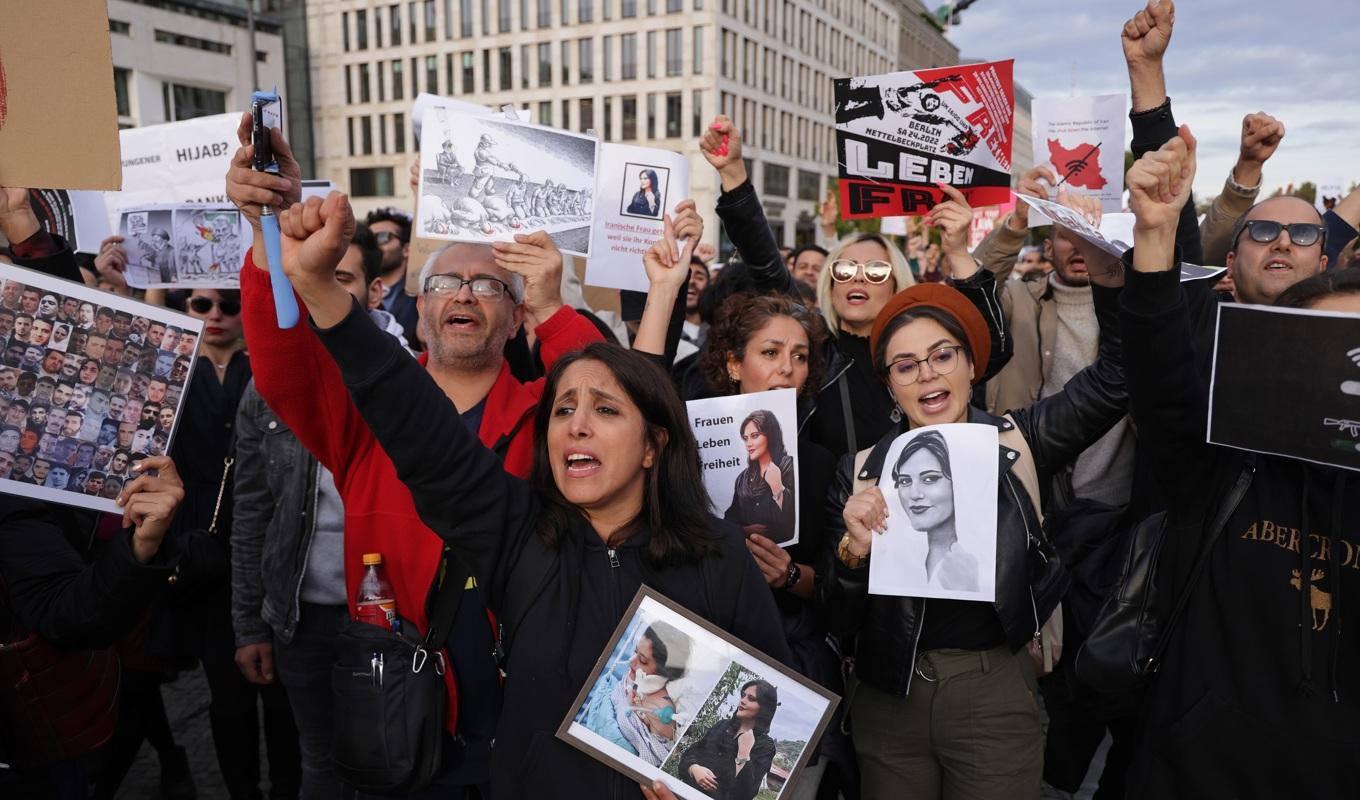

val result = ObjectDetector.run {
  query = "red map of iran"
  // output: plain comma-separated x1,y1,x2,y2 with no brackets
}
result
1048,139,1106,190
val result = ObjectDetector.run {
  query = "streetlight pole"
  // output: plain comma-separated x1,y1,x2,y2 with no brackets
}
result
246,0,259,89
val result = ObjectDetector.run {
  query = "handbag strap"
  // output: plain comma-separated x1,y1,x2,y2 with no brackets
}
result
423,553,470,648
837,375,857,455
206,456,235,536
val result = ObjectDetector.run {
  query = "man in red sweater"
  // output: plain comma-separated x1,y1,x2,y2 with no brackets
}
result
225,115,603,795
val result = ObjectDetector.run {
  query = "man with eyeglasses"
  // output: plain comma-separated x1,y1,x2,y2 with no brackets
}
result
365,208,420,347
227,118,604,797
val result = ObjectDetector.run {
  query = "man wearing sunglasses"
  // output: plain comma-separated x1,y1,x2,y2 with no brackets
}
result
1225,197,1331,306
227,117,606,797
365,208,420,347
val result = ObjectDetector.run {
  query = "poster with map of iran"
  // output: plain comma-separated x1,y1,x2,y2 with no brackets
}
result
1030,94,1127,213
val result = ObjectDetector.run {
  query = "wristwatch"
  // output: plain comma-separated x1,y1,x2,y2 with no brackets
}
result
781,562,802,590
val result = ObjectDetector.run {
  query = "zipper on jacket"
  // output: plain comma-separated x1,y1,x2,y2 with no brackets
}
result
288,466,321,632
607,548,620,568
1006,474,1044,637
902,600,926,698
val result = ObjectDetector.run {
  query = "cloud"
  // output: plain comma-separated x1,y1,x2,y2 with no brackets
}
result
945,0,1360,196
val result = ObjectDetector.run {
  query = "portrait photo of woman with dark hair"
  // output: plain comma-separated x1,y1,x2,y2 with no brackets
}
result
624,167,666,219
890,429,977,591
724,410,796,545
677,678,779,800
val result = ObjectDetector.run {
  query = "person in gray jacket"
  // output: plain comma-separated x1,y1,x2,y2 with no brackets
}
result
230,224,406,799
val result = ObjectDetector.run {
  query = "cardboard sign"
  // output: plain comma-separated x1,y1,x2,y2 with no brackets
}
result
0,0,122,190
833,60,1015,219
560,587,838,800
1209,304,1360,471
0,264,204,513
686,389,801,547
869,424,999,602
118,205,250,289
1031,94,1127,212
107,113,241,229
585,144,690,293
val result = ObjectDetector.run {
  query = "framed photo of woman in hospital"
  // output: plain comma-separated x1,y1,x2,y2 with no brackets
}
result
867,423,1000,602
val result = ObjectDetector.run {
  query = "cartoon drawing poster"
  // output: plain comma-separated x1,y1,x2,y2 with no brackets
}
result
1030,94,1127,212
833,60,1015,219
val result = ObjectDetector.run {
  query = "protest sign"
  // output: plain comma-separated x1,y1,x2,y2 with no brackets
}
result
416,110,598,258
833,60,1014,219
107,113,241,228
869,424,999,602
686,389,800,547
28,190,113,254
1316,178,1347,213
301,180,338,202
1208,304,1360,471
0,264,203,513
560,587,838,800
1031,94,1127,212
968,198,1017,250
585,144,690,293
0,0,121,191
118,206,249,289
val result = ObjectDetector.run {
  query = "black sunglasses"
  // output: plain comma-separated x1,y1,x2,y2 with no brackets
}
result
188,297,242,316
1238,220,1326,248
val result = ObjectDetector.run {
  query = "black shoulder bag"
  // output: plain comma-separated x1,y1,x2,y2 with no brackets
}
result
331,558,469,795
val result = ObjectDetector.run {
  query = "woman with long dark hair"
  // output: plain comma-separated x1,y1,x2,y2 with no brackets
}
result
627,169,663,217
273,192,788,799
678,680,780,800
726,409,795,545
890,430,976,591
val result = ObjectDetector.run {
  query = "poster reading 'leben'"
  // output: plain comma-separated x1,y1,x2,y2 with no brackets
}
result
0,0,122,191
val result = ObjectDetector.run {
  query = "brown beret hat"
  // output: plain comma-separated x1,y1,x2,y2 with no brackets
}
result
868,283,991,385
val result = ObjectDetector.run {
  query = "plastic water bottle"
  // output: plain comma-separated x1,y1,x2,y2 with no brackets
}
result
355,553,398,630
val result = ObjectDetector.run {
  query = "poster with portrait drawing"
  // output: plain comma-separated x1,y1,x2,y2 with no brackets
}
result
0,264,203,513
559,588,838,800
686,389,800,547
868,423,998,602
416,110,598,256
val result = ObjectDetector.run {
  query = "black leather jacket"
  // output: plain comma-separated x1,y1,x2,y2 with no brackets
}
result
821,283,1126,697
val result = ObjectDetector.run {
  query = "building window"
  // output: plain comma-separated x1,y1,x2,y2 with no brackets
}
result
481,0,490,33
538,43,552,86
359,63,372,102
620,34,636,80
154,30,231,55
579,98,594,133
380,114,388,153
646,93,656,139
377,62,386,101
797,169,819,201
113,68,131,117
499,0,512,31
499,47,513,90
520,0,529,29
603,35,613,81
665,92,681,138
345,65,354,104
483,49,491,91
621,96,637,140
161,83,226,121
394,113,407,153
604,97,613,139
355,10,368,49
646,31,656,79
444,0,453,37
426,55,439,93
692,26,703,75
665,28,681,76
343,12,350,50
521,45,530,89
389,4,403,45
538,0,551,26
392,59,405,100
375,7,384,47
462,52,475,93
666,0,681,10
460,0,473,36
351,167,395,197
621,0,636,17
348,118,356,156
580,0,594,22
764,163,789,197
561,41,570,86
110,18,131,35
603,0,612,19
692,88,703,136
647,0,656,14
538,101,553,126
561,0,571,23
425,0,437,39
361,116,374,155
579,38,594,84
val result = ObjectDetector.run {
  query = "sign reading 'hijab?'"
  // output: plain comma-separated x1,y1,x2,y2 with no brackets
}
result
686,389,800,547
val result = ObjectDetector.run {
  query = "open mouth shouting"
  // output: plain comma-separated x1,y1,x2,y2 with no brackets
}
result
564,447,603,477
442,310,483,332
1263,257,1296,275
845,289,871,305
918,388,952,417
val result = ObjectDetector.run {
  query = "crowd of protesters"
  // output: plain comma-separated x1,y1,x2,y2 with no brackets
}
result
2,1,1358,799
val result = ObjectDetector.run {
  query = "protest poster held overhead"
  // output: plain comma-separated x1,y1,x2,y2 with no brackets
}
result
586,144,691,293
1031,94,1127,212
0,0,122,191
108,113,241,229
686,389,801,547
1209,304,1360,472
833,60,1014,219
118,206,249,289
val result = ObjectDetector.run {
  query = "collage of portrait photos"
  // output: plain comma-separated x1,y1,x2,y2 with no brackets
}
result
0,264,204,513
560,589,838,800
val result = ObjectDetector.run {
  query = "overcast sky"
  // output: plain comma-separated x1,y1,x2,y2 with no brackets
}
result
942,0,1359,198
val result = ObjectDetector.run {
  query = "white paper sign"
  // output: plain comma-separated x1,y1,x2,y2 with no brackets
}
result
1316,178,1346,213
0,264,204,513
416,111,598,257
686,389,800,547
585,144,690,293
118,205,250,289
106,113,241,230
1031,93,1127,212
869,424,998,602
